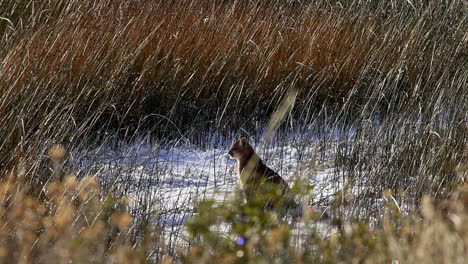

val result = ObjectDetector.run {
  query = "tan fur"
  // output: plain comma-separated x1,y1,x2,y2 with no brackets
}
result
228,137,297,210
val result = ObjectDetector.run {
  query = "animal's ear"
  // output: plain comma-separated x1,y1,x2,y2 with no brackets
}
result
240,137,248,146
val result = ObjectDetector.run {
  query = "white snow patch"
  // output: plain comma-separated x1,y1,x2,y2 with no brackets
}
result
74,139,341,247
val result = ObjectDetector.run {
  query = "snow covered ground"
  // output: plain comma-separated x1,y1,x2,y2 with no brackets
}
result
74,136,343,248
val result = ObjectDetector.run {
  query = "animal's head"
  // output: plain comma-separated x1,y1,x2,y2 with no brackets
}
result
228,137,254,160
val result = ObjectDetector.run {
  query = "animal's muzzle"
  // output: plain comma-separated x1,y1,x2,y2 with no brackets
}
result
228,150,234,157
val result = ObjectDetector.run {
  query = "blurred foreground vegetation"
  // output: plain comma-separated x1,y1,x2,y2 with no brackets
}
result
0,0,467,262
1,151,467,263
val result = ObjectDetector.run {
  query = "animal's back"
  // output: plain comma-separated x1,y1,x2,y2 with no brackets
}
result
229,137,298,211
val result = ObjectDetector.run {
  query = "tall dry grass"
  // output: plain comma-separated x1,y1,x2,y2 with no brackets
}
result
184,183,468,263
0,0,466,261
0,149,466,263
1,0,465,168
0,165,143,263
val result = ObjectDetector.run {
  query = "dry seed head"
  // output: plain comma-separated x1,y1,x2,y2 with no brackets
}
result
266,226,290,252
111,212,132,230
246,234,260,253
110,245,139,264
11,195,26,219
48,145,67,163
82,222,105,241
0,182,13,197
24,197,36,208
189,245,202,258
222,254,236,264
22,208,40,230
162,256,175,264
421,196,435,219
42,216,53,229
54,203,74,231
64,174,78,190
46,182,62,198
80,176,99,191
0,247,7,258
77,176,100,201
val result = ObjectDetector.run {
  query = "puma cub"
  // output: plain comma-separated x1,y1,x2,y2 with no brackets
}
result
228,137,298,211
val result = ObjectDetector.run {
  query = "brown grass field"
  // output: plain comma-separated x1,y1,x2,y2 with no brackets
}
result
0,0,466,262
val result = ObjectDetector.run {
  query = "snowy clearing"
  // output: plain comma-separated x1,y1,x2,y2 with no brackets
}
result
74,137,344,247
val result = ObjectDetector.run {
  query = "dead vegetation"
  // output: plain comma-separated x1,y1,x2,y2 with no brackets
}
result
0,0,466,262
